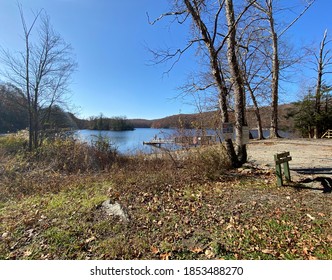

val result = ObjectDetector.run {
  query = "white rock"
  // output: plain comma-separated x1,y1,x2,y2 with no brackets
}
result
101,199,129,222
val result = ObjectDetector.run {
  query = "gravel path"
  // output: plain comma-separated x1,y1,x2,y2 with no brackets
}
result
247,138,332,178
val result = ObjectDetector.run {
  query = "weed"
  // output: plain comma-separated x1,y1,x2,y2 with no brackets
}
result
185,144,232,180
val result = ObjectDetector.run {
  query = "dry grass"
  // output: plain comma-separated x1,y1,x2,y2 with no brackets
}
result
0,134,331,260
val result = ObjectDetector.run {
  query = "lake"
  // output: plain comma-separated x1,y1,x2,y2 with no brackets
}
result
74,128,292,155
75,128,176,154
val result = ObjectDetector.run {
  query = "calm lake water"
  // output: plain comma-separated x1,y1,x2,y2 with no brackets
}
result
75,128,175,154
74,128,292,155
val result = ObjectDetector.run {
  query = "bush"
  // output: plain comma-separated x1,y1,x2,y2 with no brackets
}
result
185,144,232,180
31,136,119,173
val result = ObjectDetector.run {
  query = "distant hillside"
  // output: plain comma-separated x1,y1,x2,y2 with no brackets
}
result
136,104,296,132
0,88,297,133
129,119,153,128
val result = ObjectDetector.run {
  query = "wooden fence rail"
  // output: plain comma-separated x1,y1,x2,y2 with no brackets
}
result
321,129,332,139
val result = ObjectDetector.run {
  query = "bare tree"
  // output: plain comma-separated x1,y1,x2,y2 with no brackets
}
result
224,0,249,163
149,0,255,167
312,30,332,138
252,0,315,138
0,5,76,150
237,6,271,140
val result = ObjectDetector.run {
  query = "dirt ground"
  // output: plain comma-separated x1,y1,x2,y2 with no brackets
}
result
247,138,332,180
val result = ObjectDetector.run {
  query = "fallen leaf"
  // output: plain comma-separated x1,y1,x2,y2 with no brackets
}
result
190,247,203,254
306,214,316,221
205,249,215,259
1,232,9,239
23,250,32,257
252,226,258,231
151,246,160,255
327,235,332,242
262,249,274,255
160,252,171,260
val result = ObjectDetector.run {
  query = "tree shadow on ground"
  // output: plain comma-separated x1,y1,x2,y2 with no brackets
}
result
292,168,332,175
290,176,332,193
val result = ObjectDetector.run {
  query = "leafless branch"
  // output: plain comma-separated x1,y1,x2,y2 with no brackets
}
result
212,0,225,45
279,0,315,38
146,10,188,25
149,39,201,74
216,0,257,56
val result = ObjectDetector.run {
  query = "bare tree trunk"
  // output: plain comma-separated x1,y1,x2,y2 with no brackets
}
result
183,0,239,166
21,7,34,151
150,0,256,167
247,86,264,139
251,0,314,138
218,83,238,165
314,30,327,138
225,0,247,164
0,7,76,150
269,8,280,138
33,88,39,149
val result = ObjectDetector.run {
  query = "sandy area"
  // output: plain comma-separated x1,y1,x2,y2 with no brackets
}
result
247,138,332,179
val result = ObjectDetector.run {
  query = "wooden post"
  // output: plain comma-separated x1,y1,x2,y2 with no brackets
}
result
283,160,291,182
275,158,283,186
274,152,292,187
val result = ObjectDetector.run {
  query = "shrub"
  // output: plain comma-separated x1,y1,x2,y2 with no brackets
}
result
31,136,119,173
90,134,119,168
185,144,232,180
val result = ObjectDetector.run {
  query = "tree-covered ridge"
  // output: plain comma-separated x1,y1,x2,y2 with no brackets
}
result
0,84,28,133
0,85,135,132
0,84,310,135
86,115,134,131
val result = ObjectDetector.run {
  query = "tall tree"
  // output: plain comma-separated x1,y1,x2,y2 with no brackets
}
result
0,6,76,150
312,30,332,138
237,5,272,140
224,0,248,163
149,0,254,167
252,0,315,138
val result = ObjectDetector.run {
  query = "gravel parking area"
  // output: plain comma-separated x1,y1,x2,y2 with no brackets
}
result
247,138,332,179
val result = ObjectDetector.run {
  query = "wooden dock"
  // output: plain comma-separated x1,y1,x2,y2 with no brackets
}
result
143,135,217,147
143,139,175,146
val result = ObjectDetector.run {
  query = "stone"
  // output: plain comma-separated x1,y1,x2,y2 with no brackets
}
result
101,199,129,222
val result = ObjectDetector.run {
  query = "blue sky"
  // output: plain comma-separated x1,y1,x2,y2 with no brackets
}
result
0,0,332,120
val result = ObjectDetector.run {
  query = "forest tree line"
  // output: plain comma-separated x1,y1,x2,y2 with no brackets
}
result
0,84,134,133
3,79,330,136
